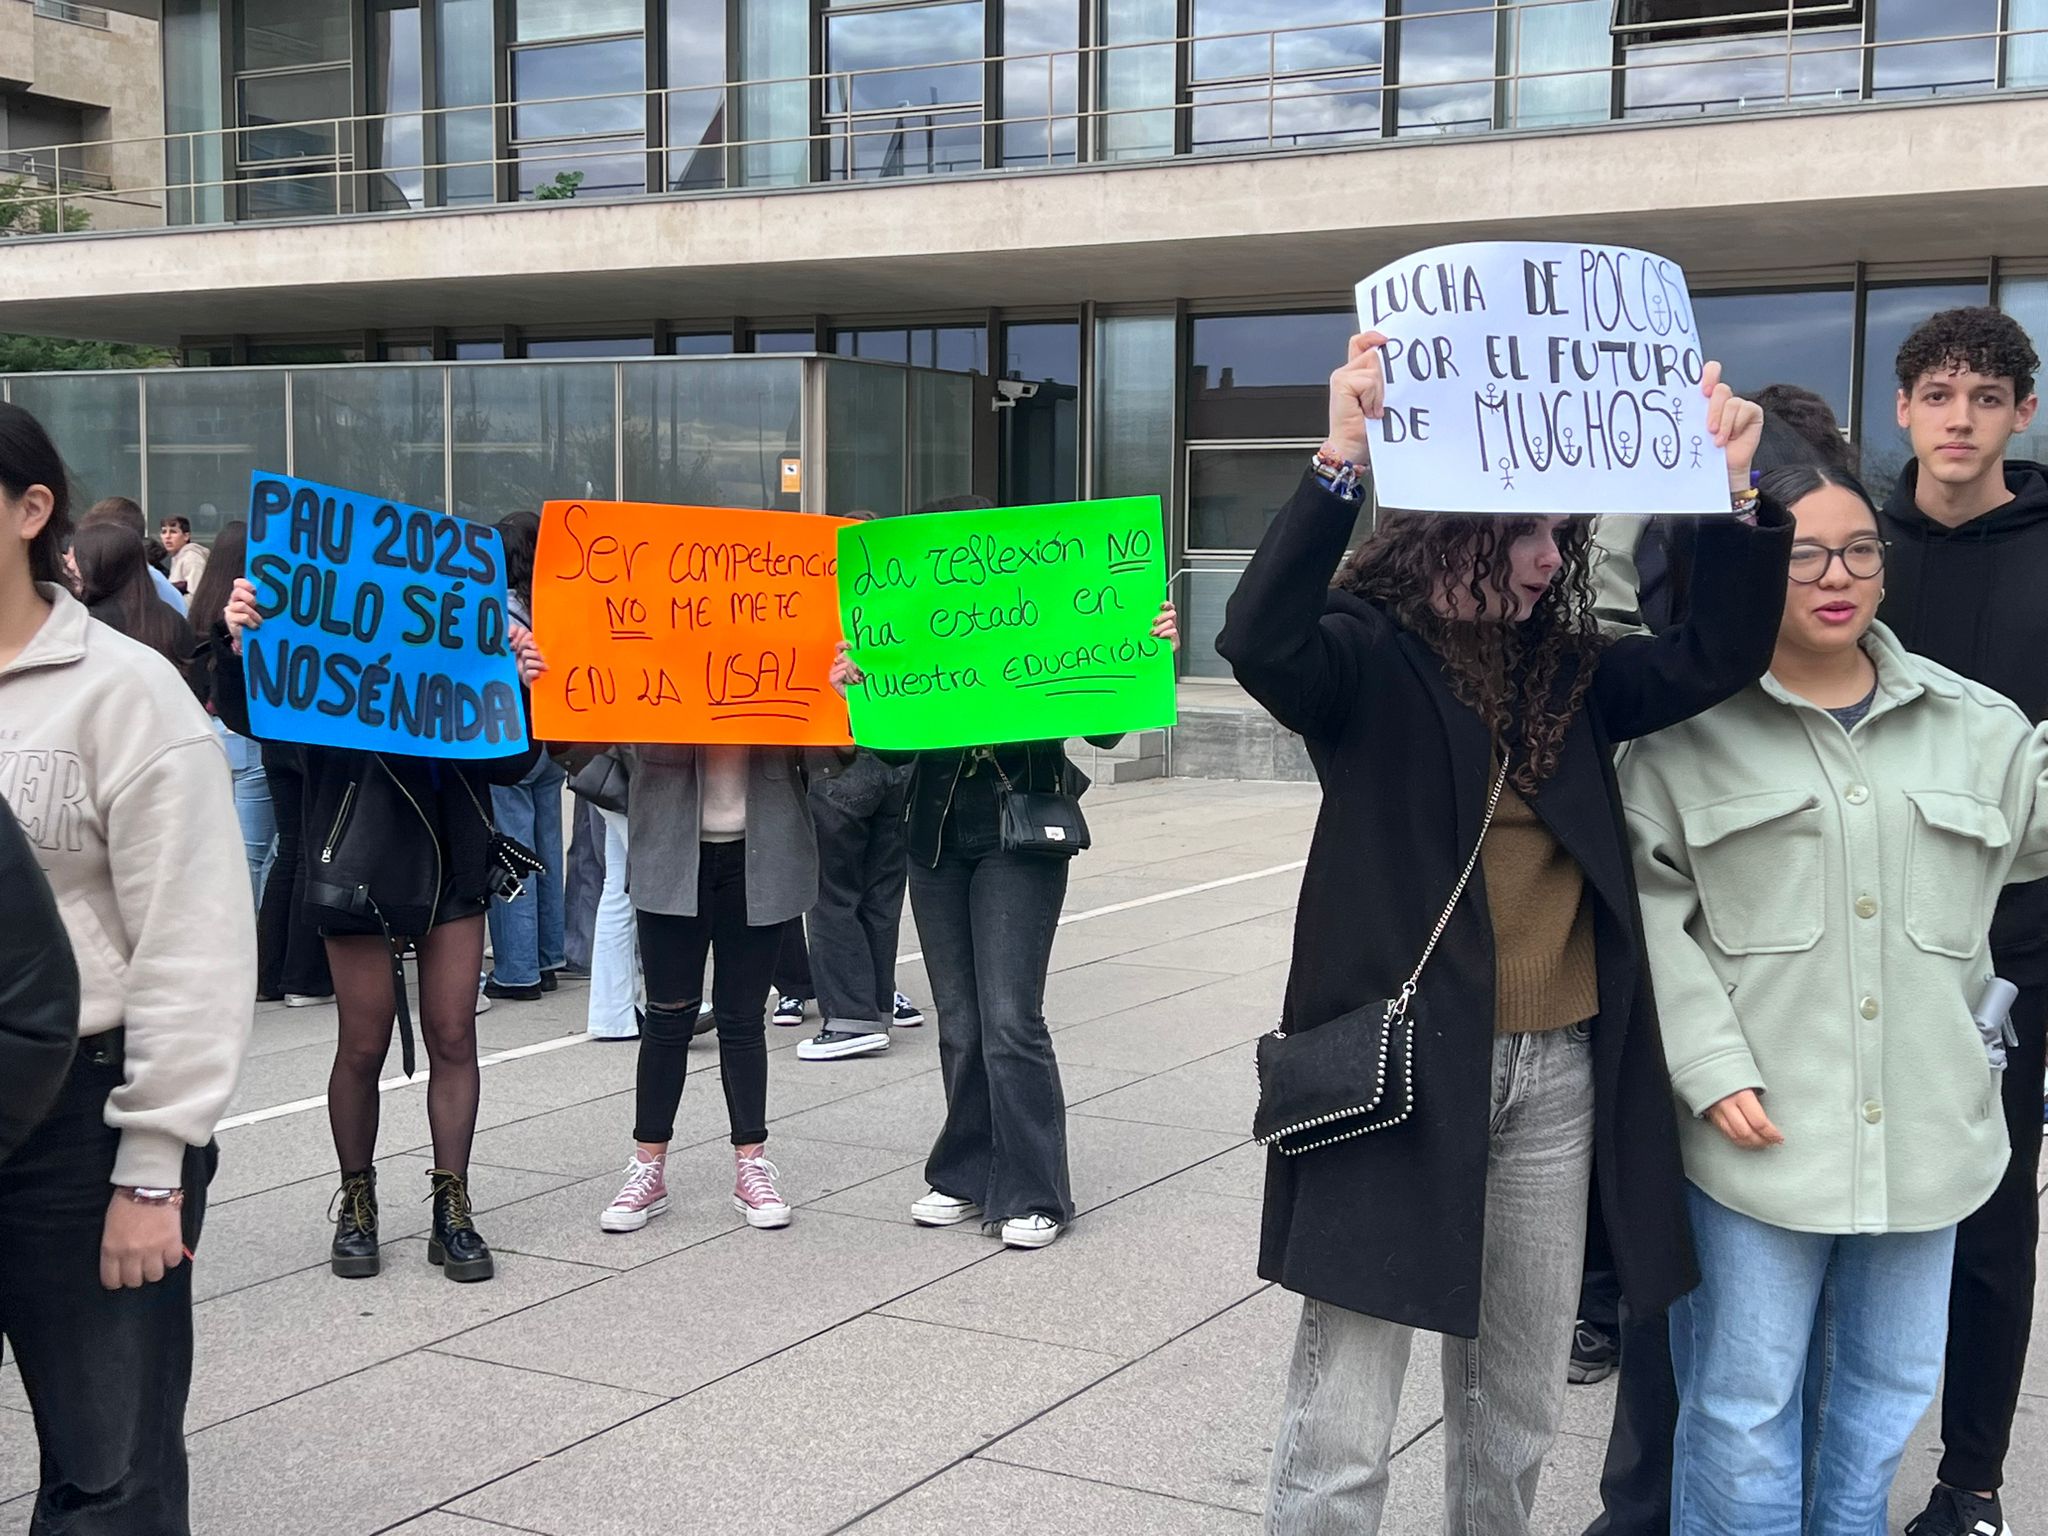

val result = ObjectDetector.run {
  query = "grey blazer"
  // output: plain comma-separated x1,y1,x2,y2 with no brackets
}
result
623,745,841,925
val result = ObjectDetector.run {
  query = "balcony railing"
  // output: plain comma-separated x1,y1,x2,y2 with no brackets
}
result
1,3,2041,238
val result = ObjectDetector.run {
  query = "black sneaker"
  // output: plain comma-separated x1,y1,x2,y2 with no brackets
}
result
1905,1485,2012,1536
1567,1319,1618,1385
483,978,543,1002
893,992,926,1027
771,994,807,1027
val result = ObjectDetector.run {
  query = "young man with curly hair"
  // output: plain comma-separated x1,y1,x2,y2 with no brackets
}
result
1884,305,2045,1536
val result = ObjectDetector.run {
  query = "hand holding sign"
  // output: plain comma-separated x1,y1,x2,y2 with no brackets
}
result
1355,241,1745,516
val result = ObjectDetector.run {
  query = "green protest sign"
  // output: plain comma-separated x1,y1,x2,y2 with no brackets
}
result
836,497,1177,750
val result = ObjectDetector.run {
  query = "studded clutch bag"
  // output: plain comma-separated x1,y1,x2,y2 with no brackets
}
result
1252,761,1507,1157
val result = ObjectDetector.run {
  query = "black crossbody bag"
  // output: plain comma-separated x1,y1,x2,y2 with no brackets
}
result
989,752,1090,857
1252,762,1507,1156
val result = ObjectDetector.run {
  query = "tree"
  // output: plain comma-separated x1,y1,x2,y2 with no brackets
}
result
532,170,586,201
0,173,91,237
0,334,176,372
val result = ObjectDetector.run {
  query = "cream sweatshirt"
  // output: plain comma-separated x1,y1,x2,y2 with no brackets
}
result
0,584,253,1186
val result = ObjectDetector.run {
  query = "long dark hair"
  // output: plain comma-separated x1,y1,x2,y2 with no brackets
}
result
70,521,195,669
185,518,246,639
1756,463,1877,516
497,510,541,607
1335,515,1602,793
0,401,72,586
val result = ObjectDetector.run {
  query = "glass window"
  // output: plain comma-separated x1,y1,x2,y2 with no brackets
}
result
668,0,729,191
236,67,351,164
1507,0,1611,127
1999,277,2048,467
246,341,367,365
516,143,650,198
371,2,426,211
738,0,810,187
144,371,289,542
450,363,616,519
452,338,507,360
1192,0,1386,78
1189,0,1386,151
164,0,227,226
1859,280,1991,495
827,361,909,514
1000,320,1080,503
670,331,734,354
8,374,141,520
1623,29,1859,116
623,358,804,508
751,329,815,353
1192,73,1382,152
523,336,656,357
238,0,350,70
1189,443,1370,548
1396,0,1497,136
513,38,649,140
1692,288,1855,421
1094,313,1175,503
379,342,435,361
836,327,912,363
1002,0,1080,167
1181,567,1247,678
292,367,447,510
515,0,645,41
1871,0,1999,96
434,0,497,206
2012,0,2048,86
1099,0,1177,160
834,325,988,369
1188,310,1356,439
825,1,986,180
911,370,976,509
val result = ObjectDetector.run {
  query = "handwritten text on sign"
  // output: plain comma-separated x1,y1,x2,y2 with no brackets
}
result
1355,241,1731,516
241,472,527,759
837,498,1176,750
530,502,853,746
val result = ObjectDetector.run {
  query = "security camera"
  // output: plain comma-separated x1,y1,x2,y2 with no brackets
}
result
991,378,1040,410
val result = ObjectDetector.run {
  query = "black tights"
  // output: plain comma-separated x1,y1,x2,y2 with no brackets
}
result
325,914,486,1174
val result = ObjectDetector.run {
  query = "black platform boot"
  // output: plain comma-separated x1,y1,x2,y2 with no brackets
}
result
330,1168,380,1279
426,1168,495,1282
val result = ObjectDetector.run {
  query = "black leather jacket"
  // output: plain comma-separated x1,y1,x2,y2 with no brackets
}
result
897,738,1108,868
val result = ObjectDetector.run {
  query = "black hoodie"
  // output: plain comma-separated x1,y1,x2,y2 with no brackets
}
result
1880,457,2048,976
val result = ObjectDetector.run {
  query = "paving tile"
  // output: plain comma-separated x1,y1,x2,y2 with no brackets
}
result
384,1516,547,1534
1072,1041,1260,1135
1114,912,1301,976
182,1239,610,1430
0,1406,38,1503
454,1316,1115,1536
462,1092,694,1179
1042,957,1234,1026
1065,1114,1244,1213
844,1458,1259,1535
209,1090,535,1203
882,1184,1265,1359
772,1071,953,1155
483,1135,917,1271
1051,975,1285,1074
440,1210,994,1397
185,1351,659,1536
1161,1139,1267,1201
196,1155,576,1302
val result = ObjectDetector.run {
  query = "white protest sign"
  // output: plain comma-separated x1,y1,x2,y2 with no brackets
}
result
1354,241,1732,516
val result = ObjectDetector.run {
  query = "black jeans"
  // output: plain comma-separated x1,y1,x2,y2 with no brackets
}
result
0,1035,214,1536
806,776,910,1033
772,917,812,999
912,849,1073,1225
633,841,780,1147
562,797,605,973
1584,1304,1677,1536
1939,977,2048,1492
254,747,330,999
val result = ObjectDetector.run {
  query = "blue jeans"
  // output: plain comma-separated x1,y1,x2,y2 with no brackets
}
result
486,755,567,988
1669,1184,1956,1536
211,718,274,906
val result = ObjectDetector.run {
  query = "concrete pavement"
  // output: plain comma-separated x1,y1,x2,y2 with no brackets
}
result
4,774,2045,1534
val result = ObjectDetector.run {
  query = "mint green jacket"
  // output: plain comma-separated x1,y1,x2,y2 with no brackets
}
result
1619,622,2048,1233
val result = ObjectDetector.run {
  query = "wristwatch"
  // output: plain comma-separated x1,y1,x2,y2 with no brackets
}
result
120,1185,185,1208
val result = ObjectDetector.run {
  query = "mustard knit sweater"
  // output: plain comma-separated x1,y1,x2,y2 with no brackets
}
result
1481,784,1599,1035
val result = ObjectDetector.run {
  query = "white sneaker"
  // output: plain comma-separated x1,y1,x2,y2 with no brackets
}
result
910,1189,982,1227
1001,1214,1063,1249
797,1029,891,1061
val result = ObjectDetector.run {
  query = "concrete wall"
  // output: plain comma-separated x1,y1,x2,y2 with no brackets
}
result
0,91,2039,343
0,2,163,233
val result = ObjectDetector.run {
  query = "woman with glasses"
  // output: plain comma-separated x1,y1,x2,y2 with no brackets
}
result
1620,461,2048,1533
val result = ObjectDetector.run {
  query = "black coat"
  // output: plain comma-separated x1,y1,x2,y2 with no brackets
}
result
1217,473,1792,1337
0,806,79,1165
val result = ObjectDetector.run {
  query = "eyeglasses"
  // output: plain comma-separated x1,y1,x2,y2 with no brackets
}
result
1788,537,1887,584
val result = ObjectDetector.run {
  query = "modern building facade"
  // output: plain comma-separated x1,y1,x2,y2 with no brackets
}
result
0,0,2042,682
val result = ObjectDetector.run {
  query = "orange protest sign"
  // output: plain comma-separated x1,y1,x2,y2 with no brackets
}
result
530,501,853,746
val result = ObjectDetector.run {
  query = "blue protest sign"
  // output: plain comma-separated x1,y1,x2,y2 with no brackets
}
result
240,472,529,759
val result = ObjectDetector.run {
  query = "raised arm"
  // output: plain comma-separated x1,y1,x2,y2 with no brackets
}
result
1216,335,1384,740
1591,365,1793,742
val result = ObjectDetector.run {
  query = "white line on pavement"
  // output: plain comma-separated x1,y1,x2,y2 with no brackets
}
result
215,856,1306,1133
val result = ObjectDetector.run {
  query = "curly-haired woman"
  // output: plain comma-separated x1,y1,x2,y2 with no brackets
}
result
1222,333,1792,1534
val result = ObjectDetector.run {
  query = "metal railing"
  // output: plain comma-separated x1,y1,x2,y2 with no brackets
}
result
0,4,2041,237
32,0,112,28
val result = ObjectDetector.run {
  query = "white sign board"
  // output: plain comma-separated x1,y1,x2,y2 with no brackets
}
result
1354,241,1732,517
